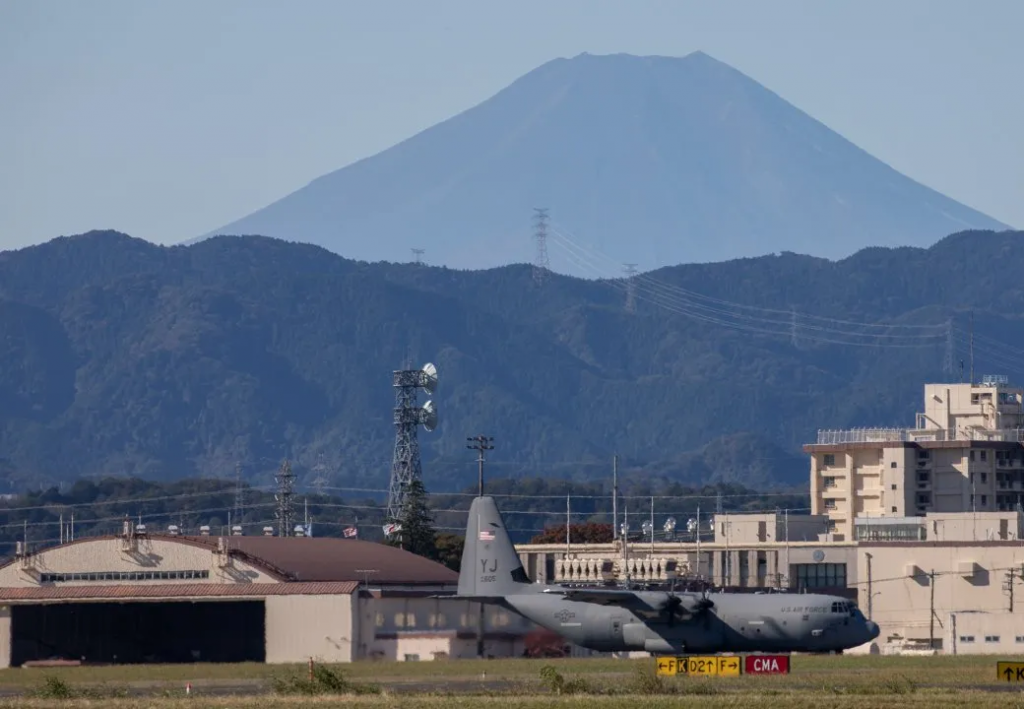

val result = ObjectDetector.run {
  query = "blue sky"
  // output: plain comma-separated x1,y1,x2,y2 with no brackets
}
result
1,0,1021,252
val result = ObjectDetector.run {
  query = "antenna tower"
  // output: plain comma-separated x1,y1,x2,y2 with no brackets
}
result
274,460,295,537
411,248,424,265
623,264,638,313
311,452,329,495
532,208,550,285
386,362,440,528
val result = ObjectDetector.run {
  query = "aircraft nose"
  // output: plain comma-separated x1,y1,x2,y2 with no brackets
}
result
865,620,880,640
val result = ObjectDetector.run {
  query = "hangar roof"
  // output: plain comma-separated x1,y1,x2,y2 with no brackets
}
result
0,533,459,586
181,535,459,585
0,581,360,602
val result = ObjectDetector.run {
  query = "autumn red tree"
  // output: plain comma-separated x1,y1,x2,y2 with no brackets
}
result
529,521,613,544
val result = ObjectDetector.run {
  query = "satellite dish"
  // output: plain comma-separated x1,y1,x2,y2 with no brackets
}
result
420,400,438,432
663,517,676,532
421,362,438,394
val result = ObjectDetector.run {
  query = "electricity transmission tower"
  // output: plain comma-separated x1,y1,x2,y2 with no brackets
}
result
311,452,329,495
386,362,439,528
533,208,550,285
274,460,295,537
233,462,245,521
623,263,638,313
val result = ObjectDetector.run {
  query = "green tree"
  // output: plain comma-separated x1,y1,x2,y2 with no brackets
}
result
434,532,465,571
389,478,439,559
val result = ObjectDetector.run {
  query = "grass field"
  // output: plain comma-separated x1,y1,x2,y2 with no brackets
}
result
2,655,1024,708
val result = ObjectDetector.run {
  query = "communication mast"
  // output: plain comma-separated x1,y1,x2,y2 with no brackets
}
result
411,248,425,265
386,362,440,529
533,208,550,285
274,460,295,537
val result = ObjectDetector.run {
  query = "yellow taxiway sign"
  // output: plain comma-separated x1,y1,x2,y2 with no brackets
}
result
997,661,1024,682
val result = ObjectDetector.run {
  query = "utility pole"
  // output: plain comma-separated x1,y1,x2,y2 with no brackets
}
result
866,552,873,619
466,435,494,496
566,494,571,554
1005,568,1016,613
969,310,975,386
466,435,493,660
612,454,619,540
944,319,954,378
695,504,701,580
233,462,245,524
929,569,936,649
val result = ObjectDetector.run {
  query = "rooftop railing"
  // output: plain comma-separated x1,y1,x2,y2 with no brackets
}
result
815,428,1024,445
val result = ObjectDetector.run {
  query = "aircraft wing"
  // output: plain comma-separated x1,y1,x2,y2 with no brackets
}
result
541,587,640,605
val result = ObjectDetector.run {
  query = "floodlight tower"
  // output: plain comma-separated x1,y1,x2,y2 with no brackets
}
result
386,362,439,528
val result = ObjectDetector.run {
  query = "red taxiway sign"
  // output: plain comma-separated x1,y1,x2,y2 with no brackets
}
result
744,655,790,675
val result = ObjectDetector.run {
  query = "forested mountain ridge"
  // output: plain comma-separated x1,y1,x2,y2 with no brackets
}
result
2,228,1024,494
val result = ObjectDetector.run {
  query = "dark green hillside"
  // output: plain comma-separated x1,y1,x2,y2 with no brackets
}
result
1,229,1023,493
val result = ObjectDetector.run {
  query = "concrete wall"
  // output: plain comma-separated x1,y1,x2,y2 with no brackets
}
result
713,513,828,545
0,606,9,668
858,543,1024,650
946,612,1024,655
360,596,535,661
0,538,276,588
265,595,356,664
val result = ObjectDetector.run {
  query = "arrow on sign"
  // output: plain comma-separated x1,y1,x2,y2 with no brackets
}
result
1005,668,1015,681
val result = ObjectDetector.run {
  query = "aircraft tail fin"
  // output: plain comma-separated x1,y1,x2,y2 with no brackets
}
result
458,496,534,597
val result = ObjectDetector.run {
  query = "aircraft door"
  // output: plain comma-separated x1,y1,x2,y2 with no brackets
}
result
611,618,623,645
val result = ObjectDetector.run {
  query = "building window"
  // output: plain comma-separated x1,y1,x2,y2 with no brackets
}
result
960,635,975,643
971,450,976,461
890,462,897,468
982,451,988,461
39,570,210,583
823,454,835,466
823,476,837,489
824,499,837,510
891,506,898,513
982,473,988,483
1015,636,1024,643
793,563,847,589
985,635,1001,643
916,493,931,505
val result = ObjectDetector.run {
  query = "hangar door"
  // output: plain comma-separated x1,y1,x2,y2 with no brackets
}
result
11,600,265,666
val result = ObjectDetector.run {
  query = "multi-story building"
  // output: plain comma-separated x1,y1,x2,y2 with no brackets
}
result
805,379,1024,540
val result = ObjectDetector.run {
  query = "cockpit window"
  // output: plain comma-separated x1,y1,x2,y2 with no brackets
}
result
832,601,856,615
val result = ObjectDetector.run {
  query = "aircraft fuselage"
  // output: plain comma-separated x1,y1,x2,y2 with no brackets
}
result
506,589,879,654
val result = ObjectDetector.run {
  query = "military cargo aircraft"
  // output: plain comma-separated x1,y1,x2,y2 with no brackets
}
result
454,495,879,654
